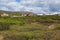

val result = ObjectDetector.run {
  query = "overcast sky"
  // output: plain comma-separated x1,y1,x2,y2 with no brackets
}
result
0,0,60,14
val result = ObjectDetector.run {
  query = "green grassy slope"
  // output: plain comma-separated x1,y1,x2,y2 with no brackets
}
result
0,15,60,40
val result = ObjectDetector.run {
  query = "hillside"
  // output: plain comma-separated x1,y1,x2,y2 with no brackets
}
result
0,10,36,15
0,11,60,40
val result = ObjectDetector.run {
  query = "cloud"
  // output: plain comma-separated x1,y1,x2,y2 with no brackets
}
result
0,6,8,11
0,0,60,14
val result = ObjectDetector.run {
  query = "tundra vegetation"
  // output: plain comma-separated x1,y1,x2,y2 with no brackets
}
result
0,15,60,40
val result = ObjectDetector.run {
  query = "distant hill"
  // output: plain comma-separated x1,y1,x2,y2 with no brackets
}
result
0,10,37,17
0,10,36,14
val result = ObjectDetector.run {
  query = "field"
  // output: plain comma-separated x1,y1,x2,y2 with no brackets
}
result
0,15,60,40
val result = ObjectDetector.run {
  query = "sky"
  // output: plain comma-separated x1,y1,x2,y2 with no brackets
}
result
0,0,60,14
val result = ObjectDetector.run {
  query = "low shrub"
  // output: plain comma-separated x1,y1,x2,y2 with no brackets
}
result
0,23,10,31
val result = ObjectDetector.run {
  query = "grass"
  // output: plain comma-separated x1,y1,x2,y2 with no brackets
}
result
0,15,60,40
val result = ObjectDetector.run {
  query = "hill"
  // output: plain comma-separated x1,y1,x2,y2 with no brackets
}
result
0,11,60,40
0,10,36,15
